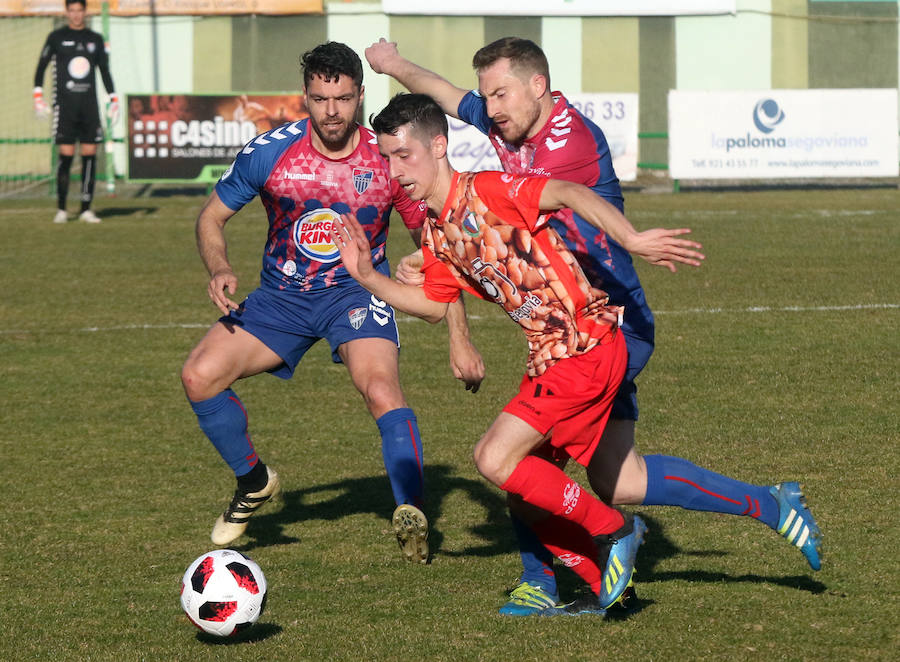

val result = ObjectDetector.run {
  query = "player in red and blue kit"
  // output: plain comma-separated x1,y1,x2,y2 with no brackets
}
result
366,36,822,612
180,42,431,562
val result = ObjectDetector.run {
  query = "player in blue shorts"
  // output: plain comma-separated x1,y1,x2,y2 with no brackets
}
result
366,36,822,609
181,42,452,562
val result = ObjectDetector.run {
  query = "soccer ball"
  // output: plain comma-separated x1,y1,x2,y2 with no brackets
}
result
180,549,267,637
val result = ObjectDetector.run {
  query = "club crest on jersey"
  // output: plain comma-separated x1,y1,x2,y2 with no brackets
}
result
462,212,481,237
348,307,367,330
292,207,341,263
352,167,374,195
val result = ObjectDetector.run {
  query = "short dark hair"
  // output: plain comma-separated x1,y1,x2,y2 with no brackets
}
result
371,93,448,142
65,0,86,7
300,42,363,90
472,37,550,87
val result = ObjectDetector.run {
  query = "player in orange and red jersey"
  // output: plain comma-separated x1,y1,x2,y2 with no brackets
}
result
367,38,824,613
332,93,705,613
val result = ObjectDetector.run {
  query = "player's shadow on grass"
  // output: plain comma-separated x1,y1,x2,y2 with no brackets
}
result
95,206,159,219
236,463,516,560
635,513,827,595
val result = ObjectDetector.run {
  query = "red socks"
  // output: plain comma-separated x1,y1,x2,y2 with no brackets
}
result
531,515,607,595
501,455,624,536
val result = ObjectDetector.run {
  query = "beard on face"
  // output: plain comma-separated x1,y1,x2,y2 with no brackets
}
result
311,116,357,152
497,98,542,145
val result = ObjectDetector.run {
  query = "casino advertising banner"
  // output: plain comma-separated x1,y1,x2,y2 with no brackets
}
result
0,0,322,16
447,93,639,181
668,89,899,179
127,93,307,183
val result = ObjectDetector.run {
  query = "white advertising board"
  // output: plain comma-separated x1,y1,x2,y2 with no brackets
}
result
669,89,899,179
382,1,735,16
447,93,639,181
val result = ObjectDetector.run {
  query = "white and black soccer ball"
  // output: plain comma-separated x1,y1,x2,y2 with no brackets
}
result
180,549,267,637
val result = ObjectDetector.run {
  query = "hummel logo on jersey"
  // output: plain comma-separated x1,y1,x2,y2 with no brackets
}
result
545,109,572,151
242,121,302,154
282,172,315,181
545,136,568,151
368,295,391,326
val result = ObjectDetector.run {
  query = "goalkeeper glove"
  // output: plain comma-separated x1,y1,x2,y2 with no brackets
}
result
33,87,49,119
107,93,120,126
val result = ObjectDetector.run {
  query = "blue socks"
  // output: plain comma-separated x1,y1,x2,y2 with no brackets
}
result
190,389,259,477
376,407,424,508
643,454,778,529
510,513,558,595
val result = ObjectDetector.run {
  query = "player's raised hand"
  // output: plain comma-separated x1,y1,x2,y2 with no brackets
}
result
365,38,400,75
332,213,375,282
631,228,705,273
395,249,425,285
207,269,240,315
33,87,49,119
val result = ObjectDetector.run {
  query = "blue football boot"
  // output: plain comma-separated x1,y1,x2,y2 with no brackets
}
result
595,514,647,609
770,482,822,571
499,581,561,616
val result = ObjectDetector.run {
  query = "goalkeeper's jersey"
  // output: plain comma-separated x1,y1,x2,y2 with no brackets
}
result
34,26,114,103
216,120,426,295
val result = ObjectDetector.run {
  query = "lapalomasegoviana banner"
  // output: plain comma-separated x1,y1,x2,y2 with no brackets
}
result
0,0,322,16
127,93,307,183
668,89,899,179
447,93,639,181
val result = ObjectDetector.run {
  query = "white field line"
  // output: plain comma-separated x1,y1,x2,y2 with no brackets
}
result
0,303,897,336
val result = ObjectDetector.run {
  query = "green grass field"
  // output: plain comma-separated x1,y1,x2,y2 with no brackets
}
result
1,186,898,661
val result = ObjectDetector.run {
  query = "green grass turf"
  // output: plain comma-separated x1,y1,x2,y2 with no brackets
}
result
1,187,898,661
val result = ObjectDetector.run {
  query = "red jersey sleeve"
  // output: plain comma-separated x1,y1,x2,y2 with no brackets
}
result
421,243,463,302
471,172,551,233
390,178,427,230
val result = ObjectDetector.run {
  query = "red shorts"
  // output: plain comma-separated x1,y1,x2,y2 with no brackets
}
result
502,331,627,467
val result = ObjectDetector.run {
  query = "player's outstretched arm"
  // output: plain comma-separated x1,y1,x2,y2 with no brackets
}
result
196,191,240,314
539,179,706,273
332,213,449,324
394,247,483,390
365,38,467,118
445,297,485,392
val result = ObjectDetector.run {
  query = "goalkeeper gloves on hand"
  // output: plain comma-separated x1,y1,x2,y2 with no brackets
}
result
33,87,49,119
107,93,120,126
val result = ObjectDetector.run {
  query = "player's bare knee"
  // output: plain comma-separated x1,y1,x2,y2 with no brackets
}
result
181,356,221,402
473,442,507,487
360,374,405,414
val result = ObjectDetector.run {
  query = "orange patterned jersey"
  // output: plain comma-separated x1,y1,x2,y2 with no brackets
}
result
422,170,621,376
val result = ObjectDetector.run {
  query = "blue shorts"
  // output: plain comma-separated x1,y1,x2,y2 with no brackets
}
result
219,284,400,379
611,327,654,421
